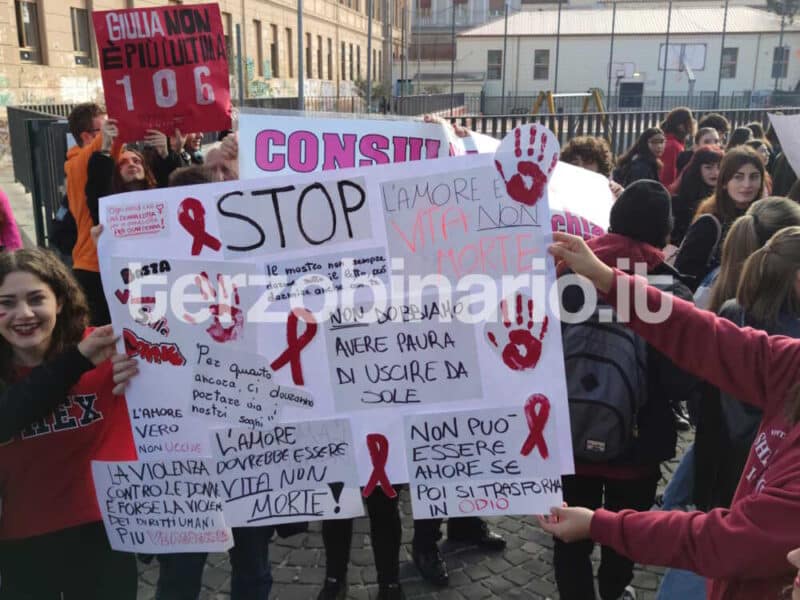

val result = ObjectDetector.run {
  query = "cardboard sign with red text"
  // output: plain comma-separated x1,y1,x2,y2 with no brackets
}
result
93,3,231,142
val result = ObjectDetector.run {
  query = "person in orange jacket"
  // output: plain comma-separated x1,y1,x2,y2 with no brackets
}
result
65,103,111,326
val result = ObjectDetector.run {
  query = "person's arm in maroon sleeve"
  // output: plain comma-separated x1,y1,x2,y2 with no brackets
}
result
549,232,800,414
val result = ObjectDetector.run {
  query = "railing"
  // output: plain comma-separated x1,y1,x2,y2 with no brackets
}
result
449,107,800,155
241,93,463,116
468,92,800,116
6,106,70,248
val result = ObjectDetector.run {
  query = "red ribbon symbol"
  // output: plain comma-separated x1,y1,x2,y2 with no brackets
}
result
520,394,550,459
362,433,397,498
270,308,318,386
178,197,221,256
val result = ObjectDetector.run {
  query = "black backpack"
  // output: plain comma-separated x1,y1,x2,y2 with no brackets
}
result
50,194,77,257
563,302,648,462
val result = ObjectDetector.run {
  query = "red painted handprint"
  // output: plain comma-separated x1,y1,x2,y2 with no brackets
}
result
494,125,559,207
184,272,244,343
485,294,549,372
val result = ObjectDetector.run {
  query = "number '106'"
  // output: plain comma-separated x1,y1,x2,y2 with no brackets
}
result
115,66,215,110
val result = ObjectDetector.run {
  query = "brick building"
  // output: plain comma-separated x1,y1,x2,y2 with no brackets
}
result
0,0,408,108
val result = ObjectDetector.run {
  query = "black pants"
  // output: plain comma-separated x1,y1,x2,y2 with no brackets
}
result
0,521,137,600
412,517,486,550
321,490,401,585
73,269,111,326
553,473,659,600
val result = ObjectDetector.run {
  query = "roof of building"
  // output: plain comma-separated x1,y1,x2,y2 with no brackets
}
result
459,5,800,37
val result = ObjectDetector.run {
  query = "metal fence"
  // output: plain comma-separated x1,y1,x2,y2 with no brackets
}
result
7,106,71,248
469,92,800,116
240,92,463,115
449,107,800,155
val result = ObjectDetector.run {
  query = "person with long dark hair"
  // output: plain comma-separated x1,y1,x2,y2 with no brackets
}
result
659,107,695,187
0,248,138,599
669,145,724,245
613,128,665,187
674,147,765,290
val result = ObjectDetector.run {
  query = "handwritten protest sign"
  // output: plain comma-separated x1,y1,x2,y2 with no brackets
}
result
98,124,574,501
92,3,231,141
404,406,563,518
191,344,313,429
92,459,232,553
212,420,363,526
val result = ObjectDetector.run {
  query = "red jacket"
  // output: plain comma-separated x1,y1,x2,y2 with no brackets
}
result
659,133,684,188
591,270,800,600
0,357,135,539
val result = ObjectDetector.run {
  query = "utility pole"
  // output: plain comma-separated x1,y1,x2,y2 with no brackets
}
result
606,1,616,103
775,9,787,90
367,0,373,111
659,0,673,111
298,0,305,109
450,0,456,114
501,1,509,114
554,0,562,93
715,0,730,102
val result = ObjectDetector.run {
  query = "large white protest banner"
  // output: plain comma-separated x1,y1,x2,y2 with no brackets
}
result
238,111,612,237
97,125,572,536
769,113,800,176
92,459,232,553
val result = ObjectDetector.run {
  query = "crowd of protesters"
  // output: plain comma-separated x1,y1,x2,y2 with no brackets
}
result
0,101,799,600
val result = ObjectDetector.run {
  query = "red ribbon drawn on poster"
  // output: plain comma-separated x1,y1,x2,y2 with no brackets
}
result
362,433,397,498
178,197,221,256
520,394,550,459
270,309,318,386
92,3,232,141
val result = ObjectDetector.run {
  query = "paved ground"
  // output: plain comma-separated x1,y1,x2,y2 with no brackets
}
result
134,429,691,600
0,163,687,600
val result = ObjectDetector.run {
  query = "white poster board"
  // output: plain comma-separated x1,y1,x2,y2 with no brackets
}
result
96,125,574,543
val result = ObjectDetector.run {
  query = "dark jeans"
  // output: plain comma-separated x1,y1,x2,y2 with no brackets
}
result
322,490,401,585
553,473,659,600
156,526,274,600
412,517,486,550
0,521,137,600
73,268,111,326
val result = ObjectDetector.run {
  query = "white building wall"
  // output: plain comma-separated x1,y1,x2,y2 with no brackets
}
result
459,31,800,96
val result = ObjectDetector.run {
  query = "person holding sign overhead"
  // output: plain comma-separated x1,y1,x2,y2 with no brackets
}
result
541,230,800,600
0,248,139,598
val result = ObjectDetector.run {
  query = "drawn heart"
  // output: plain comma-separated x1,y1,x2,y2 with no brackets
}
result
494,124,560,207
115,289,130,304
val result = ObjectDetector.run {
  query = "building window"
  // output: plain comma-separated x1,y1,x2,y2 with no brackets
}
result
487,49,502,80
15,1,42,63
270,24,279,77
489,0,505,16
454,0,469,23
772,46,789,79
357,46,361,80
305,33,312,78
534,49,549,80
341,41,346,80
328,38,333,80
720,47,738,79
378,50,382,80
349,43,354,80
317,35,323,79
286,28,294,77
254,20,264,77
70,7,92,66
659,43,707,71
418,0,431,18
221,11,233,72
